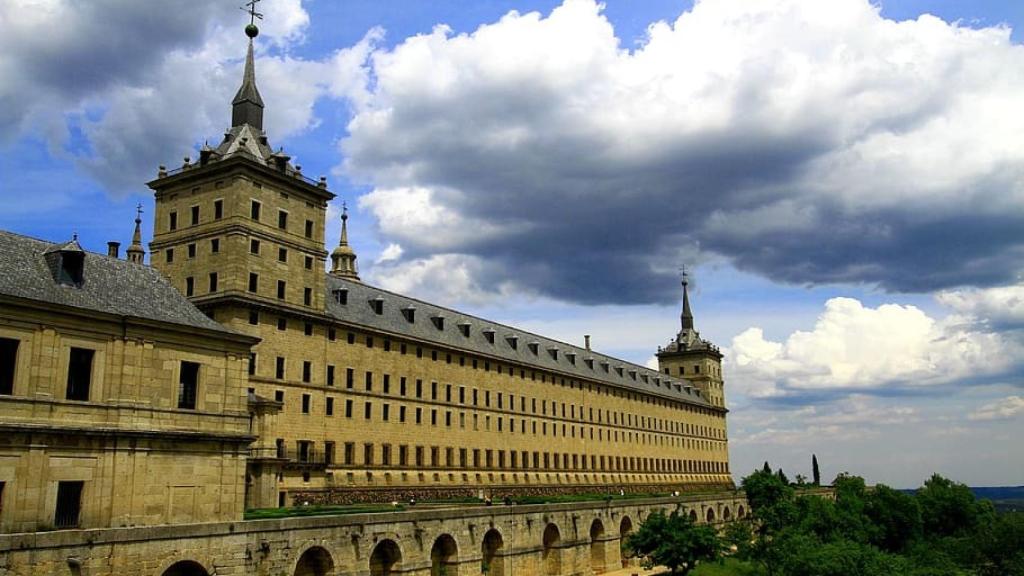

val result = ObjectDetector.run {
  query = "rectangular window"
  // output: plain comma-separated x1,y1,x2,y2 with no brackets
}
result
208,272,218,292
275,357,285,379
178,361,199,409
190,205,200,226
251,200,261,221
278,210,288,230
54,481,84,529
211,238,220,253
383,374,391,394
185,276,194,296
303,287,312,306
277,317,287,331
305,220,314,238
304,322,313,336
326,365,335,386
302,361,311,383
345,399,353,418
166,248,174,263
214,199,223,219
365,371,373,391
364,444,374,465
302,393,310,414
248,273,258,293
382,404,390,421
328,328,336,341
346,368,354,389
275,390,284,403
66,347,94,401
0,337,19,395
304,256,313,270
324,441,335,465
278,247,287,262
169,211,177,231
364,402,372,419
248,310,259,325
277,280,286,299
250,239,260,254
249,353,256,376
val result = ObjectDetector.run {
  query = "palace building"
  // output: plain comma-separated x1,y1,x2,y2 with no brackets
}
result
0,20,731,535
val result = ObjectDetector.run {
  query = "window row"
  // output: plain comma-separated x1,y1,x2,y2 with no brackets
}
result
0,337,200,410
280,439,730,475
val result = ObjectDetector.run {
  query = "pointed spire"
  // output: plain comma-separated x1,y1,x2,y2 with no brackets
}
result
126,204,145,265
330,202,360,280
231,33,264,130
680,272,694,331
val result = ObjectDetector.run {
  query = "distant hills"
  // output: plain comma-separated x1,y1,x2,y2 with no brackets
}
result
970,486,1024,513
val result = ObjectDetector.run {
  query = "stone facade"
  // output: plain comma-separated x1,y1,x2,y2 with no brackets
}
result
0,493,749,576
0,239,257,532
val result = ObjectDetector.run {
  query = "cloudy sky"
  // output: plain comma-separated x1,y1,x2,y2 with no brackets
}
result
2,0,1022,488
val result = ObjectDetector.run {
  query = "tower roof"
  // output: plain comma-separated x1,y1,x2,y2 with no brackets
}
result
681,275,694,330
330,203,360,280
231,38,264,130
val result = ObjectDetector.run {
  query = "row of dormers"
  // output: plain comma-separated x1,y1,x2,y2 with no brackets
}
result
327,284,706,404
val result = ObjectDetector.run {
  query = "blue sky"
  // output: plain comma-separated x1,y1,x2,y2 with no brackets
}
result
1,0,1022,487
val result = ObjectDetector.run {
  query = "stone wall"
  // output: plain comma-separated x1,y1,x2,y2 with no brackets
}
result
0,492,749,576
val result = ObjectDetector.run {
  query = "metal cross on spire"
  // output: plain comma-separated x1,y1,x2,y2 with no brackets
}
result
135,203,144,222
241,0,263,26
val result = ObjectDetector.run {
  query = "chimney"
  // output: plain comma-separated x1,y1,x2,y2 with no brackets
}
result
584,335,591,351
107,242,121,258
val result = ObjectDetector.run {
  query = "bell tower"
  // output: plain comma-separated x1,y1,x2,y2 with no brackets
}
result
147,17,335,321
656,275,726,408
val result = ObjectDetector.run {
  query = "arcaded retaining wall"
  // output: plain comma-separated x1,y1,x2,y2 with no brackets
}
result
0,491,748,576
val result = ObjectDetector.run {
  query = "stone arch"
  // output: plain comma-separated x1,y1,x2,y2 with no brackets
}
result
619,515,634,569
294,546,335,576
688,509,698,522
589,518,606,573
737,505,746,519
370,539,403,576
706,507,716,523
161,561,210,576
723,506,732,522
481,528,505,576
542,523,561,576
431,534,458,576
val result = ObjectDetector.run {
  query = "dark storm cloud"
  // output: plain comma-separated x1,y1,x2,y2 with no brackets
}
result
349,0,1024,304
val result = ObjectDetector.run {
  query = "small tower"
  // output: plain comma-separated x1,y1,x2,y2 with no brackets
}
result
330,203,360,280
126,204,145,265
656,273,726,408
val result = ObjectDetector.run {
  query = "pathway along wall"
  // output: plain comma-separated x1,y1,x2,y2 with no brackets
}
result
0,492,748,576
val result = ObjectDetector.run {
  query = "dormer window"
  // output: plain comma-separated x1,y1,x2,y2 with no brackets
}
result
370,297,384,315
506,336,518,350
332,288,348,305
528,342,539,355
402,306,416,323
600,361,609,373
45,239,86,288
628,370,637,380
615,366,623,377
654,377,662,387
641,374,649,384
431,315,445,330
566,352,576,365
458,322,471,337
584,358,594,369
483,329,495,344
548,347,558,360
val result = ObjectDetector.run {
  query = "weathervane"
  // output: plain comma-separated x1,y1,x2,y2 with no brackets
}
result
679,265,689,285
241,0,263,38
135,203,144,222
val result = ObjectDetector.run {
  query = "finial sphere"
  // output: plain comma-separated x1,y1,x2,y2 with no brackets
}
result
245,23,260,38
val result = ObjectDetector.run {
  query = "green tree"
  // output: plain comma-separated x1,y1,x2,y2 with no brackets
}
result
864,484,922,553
917,474,992,538
626,510,721,575
778,468,790,485
812,454,821,486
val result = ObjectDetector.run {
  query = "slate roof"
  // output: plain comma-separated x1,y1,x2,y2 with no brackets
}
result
0,230,238,336
325,275,714,409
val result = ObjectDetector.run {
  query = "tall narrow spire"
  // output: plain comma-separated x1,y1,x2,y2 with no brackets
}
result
680,274,694,331
330,203,360,280
231,24,264,130
126,204,145,265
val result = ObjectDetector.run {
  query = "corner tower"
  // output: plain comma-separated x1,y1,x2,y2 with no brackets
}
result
656,276,726,408
147,22,335,318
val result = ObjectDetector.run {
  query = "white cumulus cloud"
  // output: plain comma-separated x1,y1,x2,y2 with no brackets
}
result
968,396,1024,421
